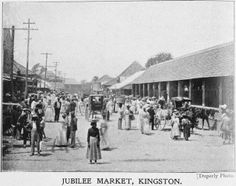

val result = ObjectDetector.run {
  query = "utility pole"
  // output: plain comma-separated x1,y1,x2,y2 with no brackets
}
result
23,18,38,99
4,23,38,100
63,73,66,83
63,73,66,91
53,62,60,90
41,52,52,89
3,27,15,100
10,26,15,100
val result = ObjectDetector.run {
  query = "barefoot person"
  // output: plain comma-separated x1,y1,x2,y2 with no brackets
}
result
86,120,101,164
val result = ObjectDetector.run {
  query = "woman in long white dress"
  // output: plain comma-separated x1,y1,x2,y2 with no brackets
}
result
170,112,181,140
60,97,66,113
55,114,68,146
136,103,142,130
143,106,151,135
51,114,68,153
45,99,54,122
99,113,110,150
124,105,132,130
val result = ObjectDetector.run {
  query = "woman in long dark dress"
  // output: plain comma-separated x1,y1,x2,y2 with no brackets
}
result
86,120,101,164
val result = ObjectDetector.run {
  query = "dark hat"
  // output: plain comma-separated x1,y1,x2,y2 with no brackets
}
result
91,120,97,126
62,113,67,118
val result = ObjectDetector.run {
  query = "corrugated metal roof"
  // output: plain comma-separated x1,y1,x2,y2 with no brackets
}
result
117,61,145,78
13,61,33,75
103,77,119,86
132,42,234,84
104,61,144,86
110,71,144,90
97,75,113,84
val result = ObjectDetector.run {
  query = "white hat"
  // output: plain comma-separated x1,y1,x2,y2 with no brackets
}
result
220,104,227,110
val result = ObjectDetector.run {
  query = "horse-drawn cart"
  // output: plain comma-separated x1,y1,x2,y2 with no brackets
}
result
88,94,105,119
171,97,197,140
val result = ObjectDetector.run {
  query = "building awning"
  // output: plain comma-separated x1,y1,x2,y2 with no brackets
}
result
132,42,234,84
110,71,144,90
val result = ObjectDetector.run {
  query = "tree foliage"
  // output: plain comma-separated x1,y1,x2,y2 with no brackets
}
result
92,76,99,82
145,52,173,68
31,63,45,75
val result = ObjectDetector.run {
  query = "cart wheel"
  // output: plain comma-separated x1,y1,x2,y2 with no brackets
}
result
155,118,162,130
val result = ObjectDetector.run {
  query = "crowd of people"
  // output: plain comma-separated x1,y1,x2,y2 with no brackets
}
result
4,91,85,155
3,90,235,163
113,96,234,143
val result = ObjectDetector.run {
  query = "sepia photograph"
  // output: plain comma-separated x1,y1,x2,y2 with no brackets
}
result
1,0,235,174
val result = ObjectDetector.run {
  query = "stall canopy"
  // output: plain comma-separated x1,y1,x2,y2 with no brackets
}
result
110,71,144,90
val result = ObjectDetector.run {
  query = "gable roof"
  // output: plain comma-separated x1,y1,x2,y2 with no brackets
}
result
110,71,144,90
104,61,144,86
118,61,145,78
132,42,234,84
13,61,33,75
97,75,113,84
103,77,119,86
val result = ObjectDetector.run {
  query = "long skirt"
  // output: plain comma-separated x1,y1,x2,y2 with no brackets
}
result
136,114,141,129
118,118,123,129
143,119,151,135
100,128,109,149
86,136,102,160
171,123,180,139
45,107,54,122
125,115,131,130
60,105,66,114
55,125,67,146
140,118,144,134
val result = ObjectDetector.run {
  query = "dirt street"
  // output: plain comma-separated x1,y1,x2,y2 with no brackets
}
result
3,113,235,172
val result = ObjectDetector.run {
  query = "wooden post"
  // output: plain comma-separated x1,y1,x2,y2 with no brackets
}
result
131,84,134,96
147,83,150,97
178,81,181,97
158,82,161,98
189,79,192,99
152,83,155,98
143,84,146,97
219,78,223,105
202,79,205,106
166,81,170,102
139,84,142,97
11,26,15,100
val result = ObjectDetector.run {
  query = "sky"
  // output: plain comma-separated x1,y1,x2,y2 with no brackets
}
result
2,1,234,82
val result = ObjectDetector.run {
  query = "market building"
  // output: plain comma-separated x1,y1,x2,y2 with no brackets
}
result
104,61,145,88
110,70,144,95
131,42,234,109
106,61,145,95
